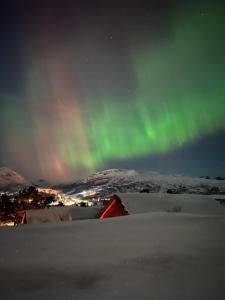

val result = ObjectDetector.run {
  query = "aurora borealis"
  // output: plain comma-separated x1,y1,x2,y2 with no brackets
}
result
0,0,225,181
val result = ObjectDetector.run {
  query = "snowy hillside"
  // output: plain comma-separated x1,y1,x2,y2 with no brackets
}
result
61,169,225,197
0,167,27,191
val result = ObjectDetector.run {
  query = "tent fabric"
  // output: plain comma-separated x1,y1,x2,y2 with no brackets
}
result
99,196,128,219
114,193,225,215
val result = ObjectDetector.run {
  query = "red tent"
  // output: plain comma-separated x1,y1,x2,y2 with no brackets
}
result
99,195,129,219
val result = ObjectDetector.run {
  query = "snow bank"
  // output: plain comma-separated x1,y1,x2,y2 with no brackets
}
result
117,193,225,215
0,211,225,299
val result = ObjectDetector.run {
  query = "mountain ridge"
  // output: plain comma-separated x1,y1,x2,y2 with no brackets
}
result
0,166,28,191
58,168,225,196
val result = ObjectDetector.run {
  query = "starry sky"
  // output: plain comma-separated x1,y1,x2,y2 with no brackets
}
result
0,0,225,182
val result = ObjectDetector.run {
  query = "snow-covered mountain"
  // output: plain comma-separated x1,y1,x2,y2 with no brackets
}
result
1,166,224,196
32,178,53,188
0,167,28,191
60,169,225,197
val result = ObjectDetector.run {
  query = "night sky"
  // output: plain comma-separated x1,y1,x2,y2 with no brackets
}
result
0,0,225,182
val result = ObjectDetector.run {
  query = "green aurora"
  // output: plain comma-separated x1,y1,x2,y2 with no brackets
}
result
64,1,225,169
1,1,225,180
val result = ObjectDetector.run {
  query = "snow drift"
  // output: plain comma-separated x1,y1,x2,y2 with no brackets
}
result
0,212,225,300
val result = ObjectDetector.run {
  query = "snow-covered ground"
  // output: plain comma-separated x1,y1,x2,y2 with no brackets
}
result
117,193,225,215
0,193,225,300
